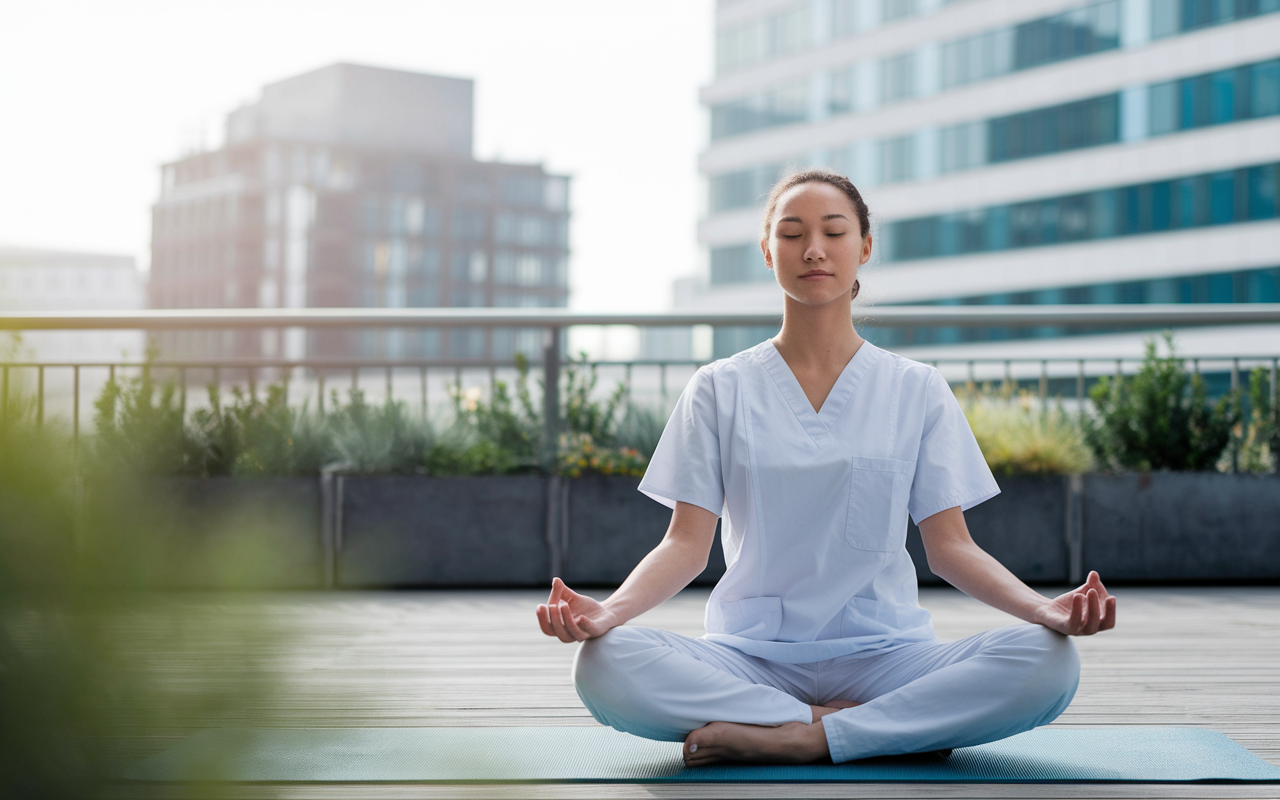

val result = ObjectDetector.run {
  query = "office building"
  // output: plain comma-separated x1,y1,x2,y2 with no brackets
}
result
0,246,144,363
150,63,570,362
689,0,1280,363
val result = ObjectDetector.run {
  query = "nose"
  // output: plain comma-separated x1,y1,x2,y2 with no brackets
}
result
804,239,825,261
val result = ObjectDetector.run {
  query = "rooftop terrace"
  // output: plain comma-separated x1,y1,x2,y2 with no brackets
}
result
112,585,1280,800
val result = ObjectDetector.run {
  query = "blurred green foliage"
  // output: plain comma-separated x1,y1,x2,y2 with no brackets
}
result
1240,366,1279,473
85,353,658,478
958,383,1095,476
1084,332,1241,472
1,390,291,798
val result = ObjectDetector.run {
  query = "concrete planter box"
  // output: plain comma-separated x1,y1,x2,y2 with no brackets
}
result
560,475,726,587
907,475,1070,586
1082,472,1280,582
87,476,323,589
98,472,1280,589
336,475,549,588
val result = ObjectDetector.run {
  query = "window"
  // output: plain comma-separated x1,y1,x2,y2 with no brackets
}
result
939,1,1118,90
882,161,1280,262
881,52,916,103
708,163,785,213
828,65,857,115
501,175,544,207
710,80,808,139
988,94,1119,163
881,135,915,183
710,245,769,285
882,0,917,23
1151,0,1280,39
451,209,488,241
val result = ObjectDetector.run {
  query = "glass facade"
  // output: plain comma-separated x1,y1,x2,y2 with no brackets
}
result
710,244,769,285
942,1,1120,91
711,81,808,140
1151,0,1280,38
866,265,1280,347
1149,57,1280,134
883,162,1278,262
709,0,1278,142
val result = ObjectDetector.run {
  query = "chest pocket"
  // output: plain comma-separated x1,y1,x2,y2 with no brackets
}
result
845,456,914,552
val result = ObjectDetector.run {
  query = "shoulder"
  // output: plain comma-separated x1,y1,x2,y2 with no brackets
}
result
864,343,940,392
691,341,770,385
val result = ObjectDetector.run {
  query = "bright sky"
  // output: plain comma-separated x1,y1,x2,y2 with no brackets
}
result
0,1,713,323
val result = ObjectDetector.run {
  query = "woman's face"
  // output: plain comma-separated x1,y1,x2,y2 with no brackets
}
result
761,181,872,308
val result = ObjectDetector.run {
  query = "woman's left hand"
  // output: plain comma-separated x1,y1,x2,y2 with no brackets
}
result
1033,571,1117,636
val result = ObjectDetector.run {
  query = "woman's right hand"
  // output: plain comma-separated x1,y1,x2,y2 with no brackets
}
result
535,577,621,642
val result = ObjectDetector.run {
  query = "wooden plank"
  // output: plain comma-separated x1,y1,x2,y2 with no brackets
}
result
105,586,1280,799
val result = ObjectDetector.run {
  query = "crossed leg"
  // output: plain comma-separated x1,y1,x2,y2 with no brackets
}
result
575,624,1080,766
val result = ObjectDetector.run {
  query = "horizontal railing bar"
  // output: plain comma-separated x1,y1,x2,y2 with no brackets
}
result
2,304,1280,331
2,355,1277,371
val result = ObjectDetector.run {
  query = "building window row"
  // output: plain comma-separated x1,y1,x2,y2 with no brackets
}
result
1152,0,1280,38
718,0,975,76
942,1,1120,91
707,56,1280,211
882,161,1279,262
867,264,1280,347
709,0,1279,141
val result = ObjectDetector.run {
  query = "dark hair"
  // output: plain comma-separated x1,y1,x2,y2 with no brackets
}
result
760,168,872,299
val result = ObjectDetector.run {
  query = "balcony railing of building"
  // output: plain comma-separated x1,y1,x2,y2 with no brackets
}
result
2,305,1279,459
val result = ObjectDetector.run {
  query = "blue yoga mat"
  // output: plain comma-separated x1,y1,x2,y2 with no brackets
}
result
122,726,1280,783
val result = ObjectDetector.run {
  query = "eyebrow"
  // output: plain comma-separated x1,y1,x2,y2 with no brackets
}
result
778,214,849,222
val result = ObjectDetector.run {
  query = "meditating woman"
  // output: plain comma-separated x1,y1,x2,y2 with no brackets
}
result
535,169,1116,766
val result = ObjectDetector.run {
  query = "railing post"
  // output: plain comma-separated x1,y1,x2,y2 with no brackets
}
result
542,326,561,468
1231,358,1240,474
1066,474,1084,585
420,366,428,420
72,365,80,460
543,325,563,584
1076,360,1085,414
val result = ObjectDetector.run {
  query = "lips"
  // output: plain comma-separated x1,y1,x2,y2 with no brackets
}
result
799,271,833,278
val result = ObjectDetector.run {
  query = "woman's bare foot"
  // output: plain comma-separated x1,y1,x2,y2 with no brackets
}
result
683,721,829,767
808,699,861,723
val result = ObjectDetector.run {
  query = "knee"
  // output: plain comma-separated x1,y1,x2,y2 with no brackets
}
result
572,628,647,716
999,625,1081,715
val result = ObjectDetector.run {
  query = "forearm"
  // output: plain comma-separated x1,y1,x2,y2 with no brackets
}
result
601,534,710,625
928,538,1052,625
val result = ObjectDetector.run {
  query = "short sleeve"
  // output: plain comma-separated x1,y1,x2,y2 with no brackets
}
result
637,366,725,515
908,369,1000,525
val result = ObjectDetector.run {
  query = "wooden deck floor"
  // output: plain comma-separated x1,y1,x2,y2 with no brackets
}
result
116,586,1280,800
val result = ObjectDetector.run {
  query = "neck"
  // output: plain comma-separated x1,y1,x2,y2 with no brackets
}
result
773,294,864,368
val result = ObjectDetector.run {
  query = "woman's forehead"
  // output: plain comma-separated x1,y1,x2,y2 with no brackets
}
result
774,182,854,218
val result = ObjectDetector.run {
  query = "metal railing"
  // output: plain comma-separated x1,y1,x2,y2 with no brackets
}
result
3,304,1279,458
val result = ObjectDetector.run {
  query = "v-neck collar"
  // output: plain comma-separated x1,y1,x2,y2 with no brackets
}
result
757,339,877,447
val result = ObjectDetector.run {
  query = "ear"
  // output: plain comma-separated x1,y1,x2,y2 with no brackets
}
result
760,238,773,270
859,234,873,266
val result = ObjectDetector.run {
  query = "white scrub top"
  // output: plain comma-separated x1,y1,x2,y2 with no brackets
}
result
637,339,1000,664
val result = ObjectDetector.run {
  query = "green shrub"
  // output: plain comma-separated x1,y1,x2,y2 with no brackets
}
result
191,383,327,476
91,361,204,476
958,384,1094,475
1239,366,1279,473
325,388,431,474
1084,332,1239,472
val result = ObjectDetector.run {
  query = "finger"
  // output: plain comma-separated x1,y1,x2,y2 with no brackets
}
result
562,606,591,641
1087,571,1111,599
1100,595,1117,631
1084,588,1102,635
1069,591,1085,633
549,577,566,605
552,601,576,643
545,600,569,643
535,604,555,637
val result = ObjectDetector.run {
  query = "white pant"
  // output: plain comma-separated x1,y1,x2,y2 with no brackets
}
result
573,623,1079,763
